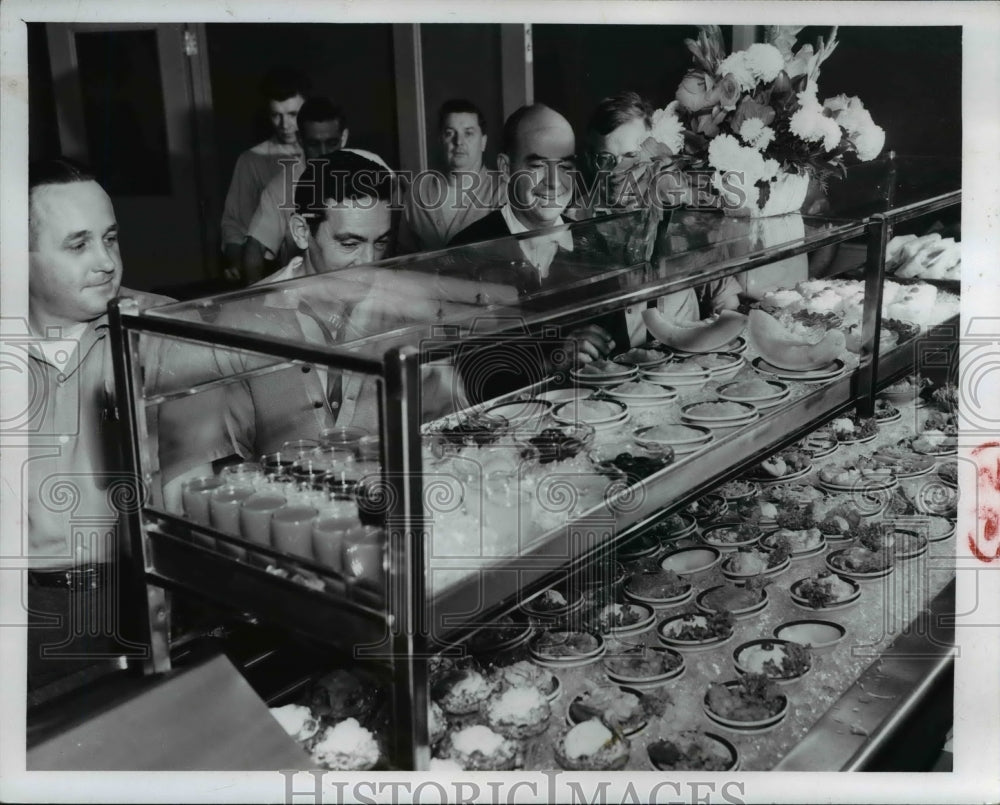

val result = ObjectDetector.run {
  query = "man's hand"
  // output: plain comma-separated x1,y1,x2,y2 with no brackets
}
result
553,324,616,369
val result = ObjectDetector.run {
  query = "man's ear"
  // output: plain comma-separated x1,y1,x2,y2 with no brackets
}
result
480,134,488,154
289,214,311,250
340,128,349,149
497,152,510,180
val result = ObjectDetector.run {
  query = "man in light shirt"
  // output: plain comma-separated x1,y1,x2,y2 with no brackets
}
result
25,158,223,692
397,99,503,253
241,97,350,282
220,66,310,281
211,150,464,458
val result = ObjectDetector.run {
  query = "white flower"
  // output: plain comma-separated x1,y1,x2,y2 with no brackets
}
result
853,125,886,161
650,102,684,153
738,119,776,151
785,44,819,79
708,133,780,189
820,117,844,152
826,95,875,136
718,52,755,91
822,94,851,114
789,105,826,142
745,43,786,83
739,118,765,144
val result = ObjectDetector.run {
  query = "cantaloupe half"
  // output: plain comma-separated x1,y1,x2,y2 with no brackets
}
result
748,309,846,371
642,309,747,353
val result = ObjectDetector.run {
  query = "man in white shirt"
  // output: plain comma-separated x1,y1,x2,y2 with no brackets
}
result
220,66,309,281
210,150,464,457
241,96,349,282
25,158,224,692
397,99,503,253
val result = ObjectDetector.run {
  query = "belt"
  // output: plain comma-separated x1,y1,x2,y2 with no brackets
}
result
28,564,111,591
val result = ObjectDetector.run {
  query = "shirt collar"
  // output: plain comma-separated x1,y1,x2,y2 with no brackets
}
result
500,204,574,252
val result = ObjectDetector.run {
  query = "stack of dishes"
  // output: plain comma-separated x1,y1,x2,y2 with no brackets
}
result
552,398,629,432
751,357,848,383
634,423,714,457
717,379,790,410
680,400,759,431
641,361,712,390
571,361,638,389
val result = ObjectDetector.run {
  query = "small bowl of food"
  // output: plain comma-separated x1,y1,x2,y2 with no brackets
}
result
554,719,630,770
567,685,652,736
703,674,789,734
647,731,739,771
612,346,673,369
695,583,769,620
482,398,553,427
432,667,498,716
660,545,722,576
634,423,714,456
716,479,761,505
436,725,522,771
520,584,586,621
700,522,761,553
683,493,729,523
773,619,847,654
623,569,694,608
656,612,735,652
603,379,678,408
720,549,790,585
789,572,862,612
826,546,895,582
482,685,552,740
588,601,656,638
733,638,812,684
603,645,685,687
492,660,562,702
517,423,596,465
683,351,746,382
528,630,606,667
571,360,638,388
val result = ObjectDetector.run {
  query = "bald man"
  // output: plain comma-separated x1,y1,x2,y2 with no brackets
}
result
450,103,576,250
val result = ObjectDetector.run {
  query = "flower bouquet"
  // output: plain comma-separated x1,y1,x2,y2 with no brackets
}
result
670,25,886,217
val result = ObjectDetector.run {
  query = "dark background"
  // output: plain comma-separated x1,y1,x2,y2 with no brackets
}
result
28,23,961,292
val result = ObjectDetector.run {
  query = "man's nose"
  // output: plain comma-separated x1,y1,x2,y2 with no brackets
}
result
94,242,117,272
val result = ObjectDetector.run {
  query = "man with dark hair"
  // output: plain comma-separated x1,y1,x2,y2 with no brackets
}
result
397,98,502,253
25,158,223,692
577,90,656,212
211,150,463,458
220,65,311,281
242,97,351,281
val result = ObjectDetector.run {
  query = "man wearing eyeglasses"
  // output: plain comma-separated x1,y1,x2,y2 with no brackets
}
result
574,91,677,216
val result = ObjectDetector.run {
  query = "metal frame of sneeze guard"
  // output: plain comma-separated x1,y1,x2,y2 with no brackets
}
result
106,173,960,770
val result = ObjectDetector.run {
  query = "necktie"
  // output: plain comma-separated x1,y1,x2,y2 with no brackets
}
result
297,299,343,411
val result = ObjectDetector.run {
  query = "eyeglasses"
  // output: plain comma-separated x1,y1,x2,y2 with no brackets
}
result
589,150,643,172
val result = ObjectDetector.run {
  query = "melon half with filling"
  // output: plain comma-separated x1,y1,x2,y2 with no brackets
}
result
642,309,747,353
748,309,846,371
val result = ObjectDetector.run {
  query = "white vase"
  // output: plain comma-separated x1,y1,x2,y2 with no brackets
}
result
724,171,811,219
